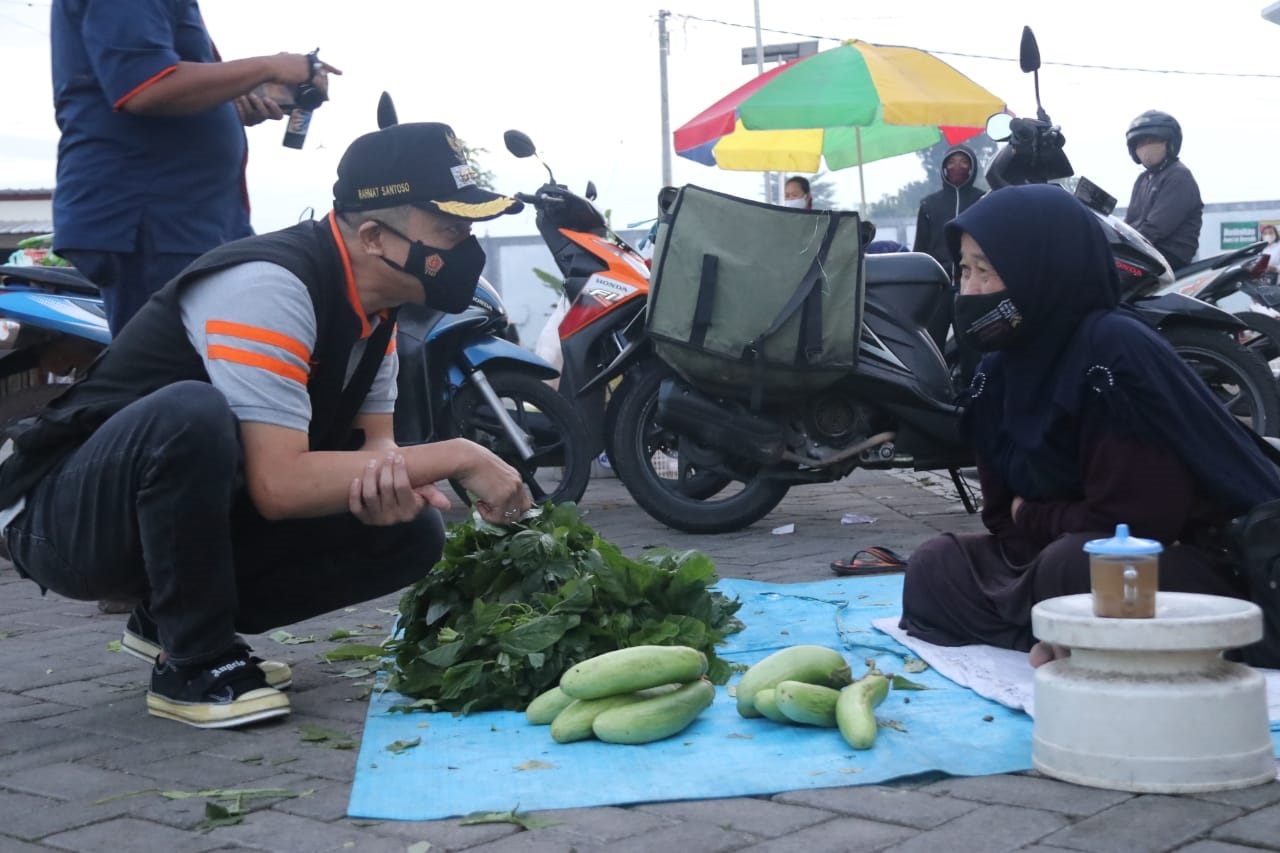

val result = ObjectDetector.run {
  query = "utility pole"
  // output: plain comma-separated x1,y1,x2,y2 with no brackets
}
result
751,0,770,203
658,10,672,189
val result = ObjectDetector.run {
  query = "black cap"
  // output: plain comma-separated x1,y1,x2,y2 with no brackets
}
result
333,122,522,221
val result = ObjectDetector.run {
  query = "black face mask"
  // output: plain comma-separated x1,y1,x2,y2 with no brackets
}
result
376,221,486,314
954,291,1026,352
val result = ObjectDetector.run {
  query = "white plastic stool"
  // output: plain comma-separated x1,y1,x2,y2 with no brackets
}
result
1030,592,1274,793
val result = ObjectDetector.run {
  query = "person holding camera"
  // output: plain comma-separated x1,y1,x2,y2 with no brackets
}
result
0,118,532,728
50,0,339,336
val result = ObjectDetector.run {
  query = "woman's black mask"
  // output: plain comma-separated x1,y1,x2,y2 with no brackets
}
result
954,291,1026,352
376,220,485,314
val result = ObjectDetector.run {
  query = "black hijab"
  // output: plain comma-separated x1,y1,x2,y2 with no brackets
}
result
947,183,1280,516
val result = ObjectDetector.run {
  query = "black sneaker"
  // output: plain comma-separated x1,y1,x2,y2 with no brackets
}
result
122,608,293,689
147,649,291,729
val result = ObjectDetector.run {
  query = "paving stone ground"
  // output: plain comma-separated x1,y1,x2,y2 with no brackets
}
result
2,470,1277,852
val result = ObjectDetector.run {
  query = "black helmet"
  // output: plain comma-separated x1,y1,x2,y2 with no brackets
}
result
1126,110,1182,163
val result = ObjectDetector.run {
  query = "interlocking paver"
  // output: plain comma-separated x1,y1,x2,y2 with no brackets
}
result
773,784,979,829
1211,800,1280,849
1042,795,1243,852
735,814,914,852
41,816,221,852
636,796,836,838
879,803,1069,852
921,773,1134,816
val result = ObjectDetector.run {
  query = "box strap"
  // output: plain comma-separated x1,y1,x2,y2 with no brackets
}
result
744,214,842,411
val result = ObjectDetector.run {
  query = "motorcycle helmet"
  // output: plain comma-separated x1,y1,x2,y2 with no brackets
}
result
1126,110,1182,164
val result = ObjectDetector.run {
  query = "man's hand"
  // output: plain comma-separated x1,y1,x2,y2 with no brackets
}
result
270,52,342,99
350,451,449,526
234,93,284,126
455,442,532,525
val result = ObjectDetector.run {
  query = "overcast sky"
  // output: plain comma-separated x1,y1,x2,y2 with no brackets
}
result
3,0,1280,237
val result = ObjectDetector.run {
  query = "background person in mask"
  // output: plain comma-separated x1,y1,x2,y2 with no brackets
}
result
783,176,813,209
897,184,1280,668
912,145,985,282
0,120,531,730
1123,110,1202,270
1261,223,1280,284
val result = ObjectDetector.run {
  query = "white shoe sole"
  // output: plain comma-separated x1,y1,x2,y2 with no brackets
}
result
146,687,291,729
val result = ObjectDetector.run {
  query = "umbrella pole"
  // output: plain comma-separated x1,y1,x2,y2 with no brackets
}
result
856,127,867,218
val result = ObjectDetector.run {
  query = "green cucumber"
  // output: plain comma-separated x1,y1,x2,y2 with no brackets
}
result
525,685,575,726
591,679,716,744
836,674,890,749
752,688,793,724
774,680,842,727
559,645,707,700
734,645,851,718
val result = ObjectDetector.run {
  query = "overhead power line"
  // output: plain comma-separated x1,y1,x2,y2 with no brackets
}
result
671,12,1280,80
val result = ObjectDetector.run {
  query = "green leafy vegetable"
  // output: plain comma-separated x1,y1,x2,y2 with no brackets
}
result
386,502,743,713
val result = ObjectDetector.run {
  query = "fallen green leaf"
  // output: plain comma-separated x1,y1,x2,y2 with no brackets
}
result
105,640,122,653
322,644,386,662
514,760,554,771
238,755,265,764
297,725,356,750
196,801,244,832
890,674,930,691
407,842,434,853
269,630,317,645
902,657,928,674
386,737,421,754
459,806,558,830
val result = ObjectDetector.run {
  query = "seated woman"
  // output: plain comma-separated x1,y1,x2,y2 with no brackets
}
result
899,184,1280,667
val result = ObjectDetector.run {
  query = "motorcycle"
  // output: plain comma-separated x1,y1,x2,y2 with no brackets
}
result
502,130,654,464
984,27,1280,437
511,165,975,534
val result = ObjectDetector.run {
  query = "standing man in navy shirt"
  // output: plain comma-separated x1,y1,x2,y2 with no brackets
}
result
50,0,338,335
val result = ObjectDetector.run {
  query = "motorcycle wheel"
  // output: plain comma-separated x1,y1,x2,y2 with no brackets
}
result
1164,325,1280,437
603,363,731,501
609,363,790,534
1234,311,1280,379
449,370,592,507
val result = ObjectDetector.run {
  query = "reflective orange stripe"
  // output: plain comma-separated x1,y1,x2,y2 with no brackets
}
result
208,344,308,385
206,320,311,363
385,324,398,355
113,65,178,111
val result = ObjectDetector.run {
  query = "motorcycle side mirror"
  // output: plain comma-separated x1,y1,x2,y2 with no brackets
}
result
1018,26,1052,123
377,92,398,129
504,129,556,185
503,130,537,158
985,113,1013,142
585,181,598,202
1019,26,1041,73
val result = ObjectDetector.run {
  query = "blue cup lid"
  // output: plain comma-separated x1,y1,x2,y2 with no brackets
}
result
1083,523,1163,556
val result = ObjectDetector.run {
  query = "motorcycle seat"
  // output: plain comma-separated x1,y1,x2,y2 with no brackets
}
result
1173,243,1264,279
865,252,951,287
0,264,100,295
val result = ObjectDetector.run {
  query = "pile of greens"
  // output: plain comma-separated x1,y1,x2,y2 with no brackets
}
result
386,502,743,714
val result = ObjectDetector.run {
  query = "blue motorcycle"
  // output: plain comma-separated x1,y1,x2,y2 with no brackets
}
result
0,263,591,506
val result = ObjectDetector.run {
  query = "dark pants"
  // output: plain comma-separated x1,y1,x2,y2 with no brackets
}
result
59,248,199,337
6,381,444,666
899,530,1246,652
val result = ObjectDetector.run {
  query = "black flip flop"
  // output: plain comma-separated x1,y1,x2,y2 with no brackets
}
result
830,546,909,576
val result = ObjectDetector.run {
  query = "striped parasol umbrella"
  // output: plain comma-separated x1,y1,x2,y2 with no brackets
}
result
674,40,1004,212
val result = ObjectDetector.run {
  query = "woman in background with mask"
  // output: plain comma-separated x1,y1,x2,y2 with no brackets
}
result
1261,223,1280,285
783,176,813,209
897,184,1280,667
